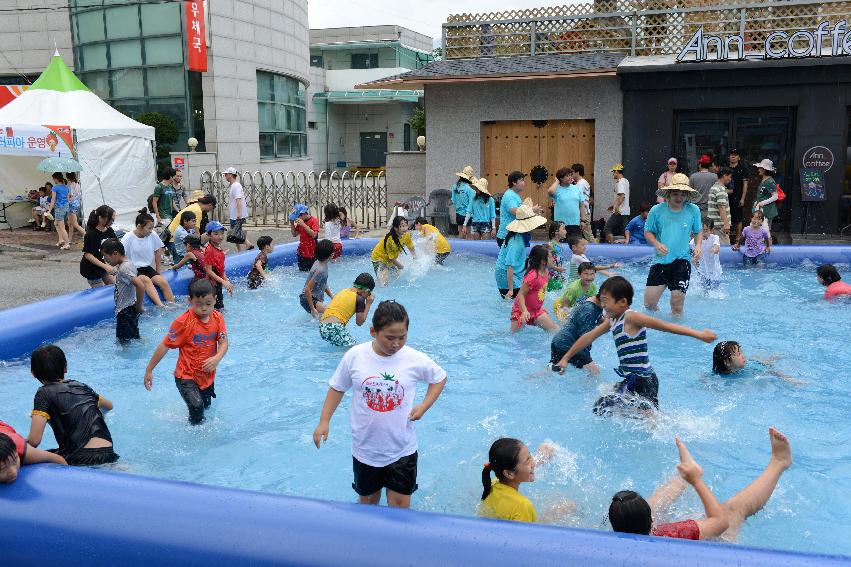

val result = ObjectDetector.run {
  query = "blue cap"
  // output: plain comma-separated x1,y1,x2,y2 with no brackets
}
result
288,204,309,222
205,220,225,233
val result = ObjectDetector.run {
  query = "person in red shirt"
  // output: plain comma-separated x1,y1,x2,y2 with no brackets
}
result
817,264,851,300
510,245,559,333
609,427,792,541
289,203,320,271
0,421,67,483
203,221,234,310
143,279,229,425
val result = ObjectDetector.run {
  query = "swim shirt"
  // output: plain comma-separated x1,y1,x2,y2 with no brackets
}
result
551,299,603,362
479,481,536,523
163,309,227,389
825,281,851,300
495,235,526,289
468,195,496,223
644,202,702,265
497,189,523,239
609,310,653,377
419,224,451,254
560,278,598,308
652,519,700,540
296,216,320,258
740,226,769,258
548,241,566,282
31,380,112,457
624,215,647,244
0,420,26,460
188,250,207,280
371,232,414,264
513,270,548,314
204,243,225,277
303,259,329,302
321,288,367,325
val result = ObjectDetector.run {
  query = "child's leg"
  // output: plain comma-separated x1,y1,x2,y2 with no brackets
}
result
139,275,164,306
102,273,116,286
174,378,206,425
214,282,224,310
534,312,560,333
510,319,523,333
721,428,792,541
385,489,411,508
200,383,215,409
151,274,175,302
358,491,382,505
314,300,326,314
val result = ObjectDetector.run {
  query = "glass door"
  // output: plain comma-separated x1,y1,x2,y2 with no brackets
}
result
675,112,730,175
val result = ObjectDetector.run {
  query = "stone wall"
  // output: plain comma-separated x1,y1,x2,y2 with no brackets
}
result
386,151,425,208
0,8,72,75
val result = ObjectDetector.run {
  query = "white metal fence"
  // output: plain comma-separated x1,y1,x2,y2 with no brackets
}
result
200,170,387,229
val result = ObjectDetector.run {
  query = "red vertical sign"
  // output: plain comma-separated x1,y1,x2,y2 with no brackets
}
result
186,1,207,72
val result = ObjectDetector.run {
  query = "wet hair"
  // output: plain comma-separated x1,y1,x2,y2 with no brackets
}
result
507,171,525,187
556,167,572,182
0,434,16,469
577,261,596,275
183,235,202,250
86,205,115,231
180,210,197,225
354,272,376,291
161,166,176,180
135,208,155,227
751,210,765,222
639,202,651,214
372,300,409,331
324,203,340,223
609,490,652,535
817,264,841,285
338,206,349,226
413,216,429,228
718,166,733,178
525,244,549,273
189,278,215,299
599,276,633,305
256,235,273,250
703,217,715,229
567,235,584,250
712,340,741,374
31,344,67,384
51,172,66,184
571,163,585,176
481,438,524,500
100,237,124,256
198,195,217,207
548,221,564,240
383,216,408,257
315,238,334,262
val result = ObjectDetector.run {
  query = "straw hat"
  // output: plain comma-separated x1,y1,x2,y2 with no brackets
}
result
455,165,475,181
473,177,491,196
752,158,775,172
188,190,205,203
656,172,700,201
506,204,547,233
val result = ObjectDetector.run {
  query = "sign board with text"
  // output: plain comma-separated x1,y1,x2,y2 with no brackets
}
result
800,168,826,202
0,124,74,157
185,1,207,72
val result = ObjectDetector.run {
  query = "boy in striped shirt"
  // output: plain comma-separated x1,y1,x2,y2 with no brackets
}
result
557,276,716,416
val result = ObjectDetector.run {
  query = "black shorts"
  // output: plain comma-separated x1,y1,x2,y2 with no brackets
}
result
455,213,466,227
175,378,216,425
116,305,140,342
352,452,418,496
226,219,246,244
593,372,659,416
137,265,159,279
496,237,504,247
646,259,691,294
79,258,106,281
53,446,119,467
297,254,316,272
550,345,593,369
299,292,323,314
212,281,224,310
604,214,626,236
498,288,519,299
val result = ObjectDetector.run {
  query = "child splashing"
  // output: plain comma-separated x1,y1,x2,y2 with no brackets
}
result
371,216,417,286
691,218,722,292
511,245,559,333
712,341,802,386
412,217,451,265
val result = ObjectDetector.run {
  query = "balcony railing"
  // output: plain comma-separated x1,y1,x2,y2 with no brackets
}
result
442,0,851,59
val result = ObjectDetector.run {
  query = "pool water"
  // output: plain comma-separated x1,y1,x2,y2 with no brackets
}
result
0,247,848,557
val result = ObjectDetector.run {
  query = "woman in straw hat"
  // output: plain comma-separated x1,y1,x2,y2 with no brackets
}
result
452,165,476,238
752,158,779,238
495,203,546,300
643,173,703,315
463,177,497,240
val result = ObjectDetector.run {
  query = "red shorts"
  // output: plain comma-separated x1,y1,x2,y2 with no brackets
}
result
332,242,343,259
510,306,547,326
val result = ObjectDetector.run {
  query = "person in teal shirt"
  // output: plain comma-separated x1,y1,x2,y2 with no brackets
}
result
495,203,546,298
644,173,703,315
464,178,497,239
548,167,588,239
451,165,476,237
497,170,544,248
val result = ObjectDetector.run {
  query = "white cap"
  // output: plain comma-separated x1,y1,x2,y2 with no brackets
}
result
223,167,238,175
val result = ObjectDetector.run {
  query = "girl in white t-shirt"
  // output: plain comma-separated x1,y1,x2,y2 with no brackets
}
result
691,218,722,291
313,300,448,509
120,209,175,306
323,203,343,260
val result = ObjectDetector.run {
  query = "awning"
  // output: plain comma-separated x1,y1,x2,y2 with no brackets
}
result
313,89,423,104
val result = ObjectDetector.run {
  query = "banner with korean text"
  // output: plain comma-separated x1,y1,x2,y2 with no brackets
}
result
186,1,208,72
0,124,74,156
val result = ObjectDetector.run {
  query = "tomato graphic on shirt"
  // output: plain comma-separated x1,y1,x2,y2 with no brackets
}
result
362,372,405,412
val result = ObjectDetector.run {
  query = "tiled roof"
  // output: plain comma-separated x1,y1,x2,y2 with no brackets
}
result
358,51,625,87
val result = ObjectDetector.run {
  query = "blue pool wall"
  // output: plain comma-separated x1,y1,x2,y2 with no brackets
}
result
1,465,850,567
2,239,851,565
1,239,850,361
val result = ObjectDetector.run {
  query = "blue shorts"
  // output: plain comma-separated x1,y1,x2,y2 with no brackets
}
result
471,221,491,234
53,205,70,220
743,254,766,266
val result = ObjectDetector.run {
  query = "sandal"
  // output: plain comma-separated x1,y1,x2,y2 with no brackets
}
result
60,244,71,250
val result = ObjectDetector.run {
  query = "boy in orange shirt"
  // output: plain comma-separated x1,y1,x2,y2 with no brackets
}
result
143,279,229,424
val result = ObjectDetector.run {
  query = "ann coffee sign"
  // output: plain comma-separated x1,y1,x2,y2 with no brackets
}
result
802,146,834,172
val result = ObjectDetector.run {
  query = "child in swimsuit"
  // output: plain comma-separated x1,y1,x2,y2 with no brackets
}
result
511,245,558,333
712,341,803,385
817,264,851,300
547,222,568,291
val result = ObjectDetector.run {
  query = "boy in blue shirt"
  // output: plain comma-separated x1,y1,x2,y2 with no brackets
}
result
624,202,651,244
643,174,703,315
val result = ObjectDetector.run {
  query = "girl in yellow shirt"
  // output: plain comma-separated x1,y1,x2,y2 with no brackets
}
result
478,438,556,523
412,217,451,264
370,216,417,286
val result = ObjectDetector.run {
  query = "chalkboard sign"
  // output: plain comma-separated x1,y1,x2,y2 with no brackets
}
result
800,168,826,202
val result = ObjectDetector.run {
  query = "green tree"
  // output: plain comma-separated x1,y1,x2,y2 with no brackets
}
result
136,111,179,166
408,106,425,137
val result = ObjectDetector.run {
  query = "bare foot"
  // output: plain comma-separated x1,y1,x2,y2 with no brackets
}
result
768,427,792,470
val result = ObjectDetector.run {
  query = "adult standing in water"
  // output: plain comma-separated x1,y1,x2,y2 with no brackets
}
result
643,173,702,315
547,167,588,241
496,171,544,248
452,165,476,238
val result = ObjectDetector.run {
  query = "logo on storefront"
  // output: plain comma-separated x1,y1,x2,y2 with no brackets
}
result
802,146,834,172
677,20,851,62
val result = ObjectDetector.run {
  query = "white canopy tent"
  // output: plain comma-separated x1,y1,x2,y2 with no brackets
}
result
0,54,155,228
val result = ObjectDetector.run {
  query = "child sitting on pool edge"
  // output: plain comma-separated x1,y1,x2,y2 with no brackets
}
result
558,276,716,416
313,300,448,509
816,264,851,300
712,341,802,386
319,273,375,347
143,279,228,425
171,235,207,281
0,421,67,482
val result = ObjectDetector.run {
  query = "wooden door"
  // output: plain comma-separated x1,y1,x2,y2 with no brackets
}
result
481,120,595,220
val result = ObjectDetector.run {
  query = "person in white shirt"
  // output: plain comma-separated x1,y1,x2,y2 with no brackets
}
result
120,209,175,306
691,218,722,292
571,163,594,242
223,167,254,252
313,301,447,509
604,164,630,243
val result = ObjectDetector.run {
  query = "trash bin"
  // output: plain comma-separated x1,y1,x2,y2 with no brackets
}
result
428,189,451,234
